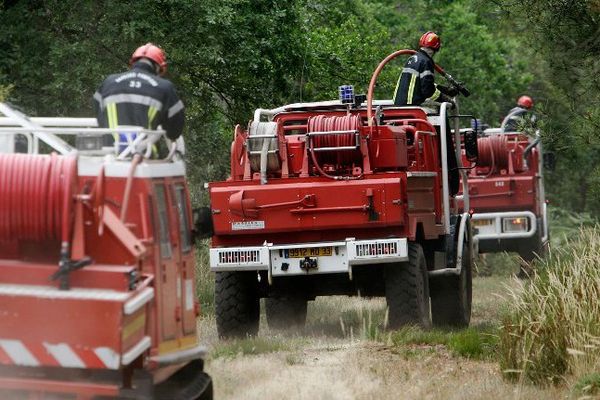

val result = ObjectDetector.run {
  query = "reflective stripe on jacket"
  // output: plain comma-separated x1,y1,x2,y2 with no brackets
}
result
393,49,437,106
93,62,184,140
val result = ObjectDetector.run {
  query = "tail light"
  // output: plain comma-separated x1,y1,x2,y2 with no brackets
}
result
502,217,529,233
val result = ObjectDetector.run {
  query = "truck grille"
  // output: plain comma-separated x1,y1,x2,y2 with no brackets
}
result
218,249,261,265
355,241,398,257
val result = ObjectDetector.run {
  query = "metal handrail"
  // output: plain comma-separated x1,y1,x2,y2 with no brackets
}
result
306,130,360,153
307,129,359,136
248,149,279,155
247,134,278,139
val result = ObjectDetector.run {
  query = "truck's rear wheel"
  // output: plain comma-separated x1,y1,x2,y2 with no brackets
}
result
215,271,260,338
265,296,308,331
385,243,431,329
430,241,472,328
154,360,213,400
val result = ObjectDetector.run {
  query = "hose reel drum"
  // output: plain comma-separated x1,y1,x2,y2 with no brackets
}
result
247,121,281,177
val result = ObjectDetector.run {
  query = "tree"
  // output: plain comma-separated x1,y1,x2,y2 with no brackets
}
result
0,0,540,206
495,0,600,212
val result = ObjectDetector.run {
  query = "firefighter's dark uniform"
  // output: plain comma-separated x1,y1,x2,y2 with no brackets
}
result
93,61,184,142
393,49,442,106
393,49,460,195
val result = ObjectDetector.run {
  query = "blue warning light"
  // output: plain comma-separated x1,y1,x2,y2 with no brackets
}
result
338,85,354,104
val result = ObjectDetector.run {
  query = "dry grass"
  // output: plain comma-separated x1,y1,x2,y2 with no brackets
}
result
206,338,565,400
198,275,572,399
499,227,600,387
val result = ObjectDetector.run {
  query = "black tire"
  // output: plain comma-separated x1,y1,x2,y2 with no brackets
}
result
519,235,545,262
384,243,431,329
154,360,213,400
215,271,260,338
430,237,473,328
265,296,308,331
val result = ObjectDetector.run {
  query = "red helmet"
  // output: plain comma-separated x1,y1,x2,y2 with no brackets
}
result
130,43,167,75
517,95,534,109
419,31,441,51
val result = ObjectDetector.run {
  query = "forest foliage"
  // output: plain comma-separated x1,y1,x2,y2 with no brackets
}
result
0,0,598,211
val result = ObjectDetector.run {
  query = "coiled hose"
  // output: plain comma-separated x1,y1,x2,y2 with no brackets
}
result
307,115,363,179
0,153,77,243
308,114,362,164
477,135,509,176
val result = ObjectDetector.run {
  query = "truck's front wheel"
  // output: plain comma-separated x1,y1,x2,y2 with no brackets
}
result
265,296,308,331
430,241,472,328
215,271,260,338
385,243,431,329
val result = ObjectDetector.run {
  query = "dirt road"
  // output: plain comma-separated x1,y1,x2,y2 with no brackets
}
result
199,277,566,400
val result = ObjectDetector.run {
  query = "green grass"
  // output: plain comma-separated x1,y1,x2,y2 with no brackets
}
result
211,336,293,359
448,327,498,359
389,325,498,360
547,207,598,248
473,206,600,279
572,372,600,397
474,252,520,277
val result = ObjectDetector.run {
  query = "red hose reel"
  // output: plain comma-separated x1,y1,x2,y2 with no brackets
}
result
0,153,77,243
476,134,526,175
307,114,362,166
477,135,509,172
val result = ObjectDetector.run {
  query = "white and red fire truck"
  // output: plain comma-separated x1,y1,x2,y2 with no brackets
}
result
0,103,212,399
461,125,551,266
204,50,480,337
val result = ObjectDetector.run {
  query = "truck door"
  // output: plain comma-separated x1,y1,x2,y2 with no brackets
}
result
171,182,197,336
154,183,179,342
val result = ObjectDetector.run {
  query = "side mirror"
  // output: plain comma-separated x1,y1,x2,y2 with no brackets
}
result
543,152,556,171
192,207,214,241
464,129,479,162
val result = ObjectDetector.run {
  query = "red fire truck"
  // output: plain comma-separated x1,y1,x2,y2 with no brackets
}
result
205,50,479,338
0,103,212,399
462,125,550,266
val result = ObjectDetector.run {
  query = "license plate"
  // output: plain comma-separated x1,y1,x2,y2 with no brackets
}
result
472,219,492,227
285,247,333,258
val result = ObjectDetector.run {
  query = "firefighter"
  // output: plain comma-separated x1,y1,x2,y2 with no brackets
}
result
393,31,457,106
501,95,537,132
393,32,460,195
93,43,185,151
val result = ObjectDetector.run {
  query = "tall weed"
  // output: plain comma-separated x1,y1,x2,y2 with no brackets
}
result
499,227,600,385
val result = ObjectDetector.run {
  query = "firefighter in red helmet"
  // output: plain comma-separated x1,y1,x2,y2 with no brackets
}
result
93,43,185,148
393,32,460,195
393,31,457,106
501,95,537,132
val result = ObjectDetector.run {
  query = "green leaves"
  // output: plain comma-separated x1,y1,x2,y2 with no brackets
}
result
1,0,583,210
